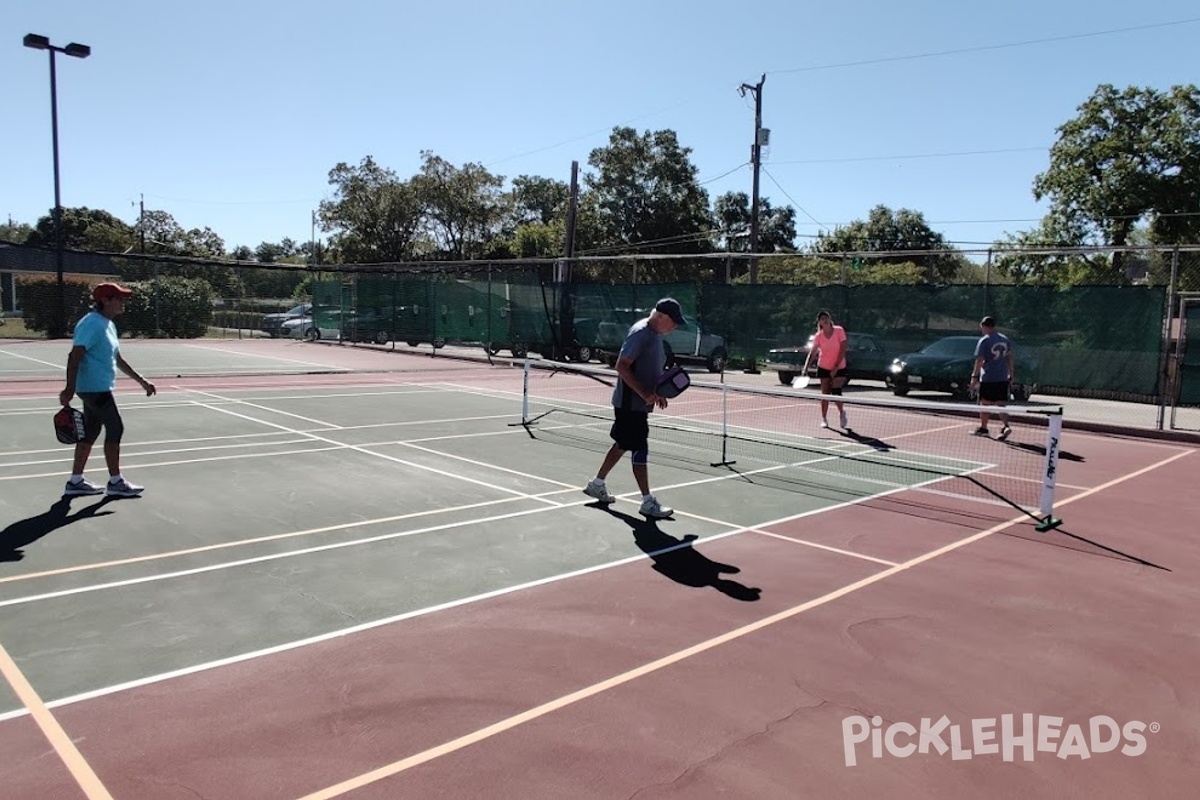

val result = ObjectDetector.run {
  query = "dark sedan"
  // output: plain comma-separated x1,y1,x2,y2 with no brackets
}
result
885,335,1038,400
766,332,894,386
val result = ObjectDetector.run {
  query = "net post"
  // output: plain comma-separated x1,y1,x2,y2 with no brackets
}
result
1036,410,1064,532
710,371,736,468
521,355,530,423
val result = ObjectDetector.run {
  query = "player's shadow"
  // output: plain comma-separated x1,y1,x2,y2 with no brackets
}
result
1003,440,1085,462
837,429,895,452
0,496,115,562
598,506,762,602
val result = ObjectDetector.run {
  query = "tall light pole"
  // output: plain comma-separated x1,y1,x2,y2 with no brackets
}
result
23,33,91,339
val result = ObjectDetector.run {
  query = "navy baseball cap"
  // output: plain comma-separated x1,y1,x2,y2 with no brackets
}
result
655,298,687,327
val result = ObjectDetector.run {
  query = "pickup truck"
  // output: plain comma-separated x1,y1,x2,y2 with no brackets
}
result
597,312,728,373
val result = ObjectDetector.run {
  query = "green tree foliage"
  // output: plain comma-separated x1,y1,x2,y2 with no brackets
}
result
119,278,215,338
1032,83,1200,276
413,151,509,260
509,175,570,227
581,127,714,280
712,191,797,254
26,207,134,252
511,221,565,258
810,205,963,283
320,156,425,263
0,220,34,244
14,276,93,333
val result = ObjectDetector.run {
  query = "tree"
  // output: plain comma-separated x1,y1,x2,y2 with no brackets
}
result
0,220,33,244
136,209,226,258
26,207,135,252
810,205,963,283
1032,83,1200,276
509,175,570,227
412,151,509,260
320,156,425,263
712,191,797,254
581,127,714,279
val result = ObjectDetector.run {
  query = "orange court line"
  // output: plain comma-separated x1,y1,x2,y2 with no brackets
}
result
0,641,114,800
293,447,1191,800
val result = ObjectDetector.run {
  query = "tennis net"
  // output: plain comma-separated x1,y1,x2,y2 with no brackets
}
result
517,359,1065,531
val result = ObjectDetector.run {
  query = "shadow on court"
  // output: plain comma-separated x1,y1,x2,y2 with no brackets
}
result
596,506,762,602
0,496,115,562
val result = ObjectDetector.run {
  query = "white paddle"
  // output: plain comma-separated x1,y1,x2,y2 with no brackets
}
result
791,375,811,389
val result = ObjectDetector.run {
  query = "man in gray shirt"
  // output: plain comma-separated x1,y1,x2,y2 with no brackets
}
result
584,298,686,518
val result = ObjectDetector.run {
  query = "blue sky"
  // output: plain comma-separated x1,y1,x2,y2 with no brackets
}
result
3,0,1197,255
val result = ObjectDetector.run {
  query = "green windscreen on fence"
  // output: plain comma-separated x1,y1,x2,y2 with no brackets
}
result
1179,303,1200,406
305,274,1166,396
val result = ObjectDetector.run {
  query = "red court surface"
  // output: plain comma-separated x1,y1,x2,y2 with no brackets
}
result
1,423,1196,799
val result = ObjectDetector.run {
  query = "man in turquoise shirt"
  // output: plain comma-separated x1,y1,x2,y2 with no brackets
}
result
60,282,156,497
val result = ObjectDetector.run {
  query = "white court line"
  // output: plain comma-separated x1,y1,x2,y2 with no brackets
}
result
0,643,114,799
0,487,912,721
0,348,65,370
751,530,899,566
5,446,1187,728
290,448,1195,800
182,390,564,507
0,500,578,610
179,342,354,370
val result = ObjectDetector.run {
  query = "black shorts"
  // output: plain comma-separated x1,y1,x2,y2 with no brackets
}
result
816,365,848,379
78,391,124,443
978,381,1010,403
610,409,649,452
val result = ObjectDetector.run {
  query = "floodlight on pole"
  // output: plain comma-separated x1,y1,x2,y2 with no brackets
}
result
23,33,91,339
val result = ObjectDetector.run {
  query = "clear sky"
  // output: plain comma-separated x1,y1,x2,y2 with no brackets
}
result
3,0,1197,255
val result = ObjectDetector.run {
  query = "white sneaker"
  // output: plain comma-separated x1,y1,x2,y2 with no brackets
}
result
997,424,1012,441
839,410,849,429
64,478,104,497
583,479,615,503
820,419,829,429
639,495,673,519
106,478,144,497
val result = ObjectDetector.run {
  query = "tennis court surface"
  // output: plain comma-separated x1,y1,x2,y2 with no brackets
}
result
1,339,1197,799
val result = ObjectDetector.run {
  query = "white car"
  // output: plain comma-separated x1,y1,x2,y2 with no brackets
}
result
283,310,350,342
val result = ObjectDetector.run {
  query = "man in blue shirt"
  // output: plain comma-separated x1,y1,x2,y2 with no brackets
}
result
583,298,685,519
969,316,1014,440
59,282,156,497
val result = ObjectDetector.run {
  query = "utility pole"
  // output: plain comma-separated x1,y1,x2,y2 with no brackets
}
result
139,194,145,253
739,73,765,284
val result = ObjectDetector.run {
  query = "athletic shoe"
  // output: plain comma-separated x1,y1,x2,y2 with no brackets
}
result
106,478,144,497
997,424,1012,441
583,479,615,503
639,495,673,519
839,410,849,429
63,478,104,497
820,419,830,429
972,427,990,437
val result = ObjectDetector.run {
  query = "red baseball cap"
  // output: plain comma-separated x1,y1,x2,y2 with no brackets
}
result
93,282,134,301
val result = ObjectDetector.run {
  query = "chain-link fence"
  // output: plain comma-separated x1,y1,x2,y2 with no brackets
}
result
3,242,1198,430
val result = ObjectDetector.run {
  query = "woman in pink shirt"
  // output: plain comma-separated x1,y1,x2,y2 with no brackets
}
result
801,310,850,429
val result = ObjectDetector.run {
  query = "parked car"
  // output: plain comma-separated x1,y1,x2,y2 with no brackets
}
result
766,332,893,386
885,335,1038,400
597,312,728,373
283,309,353,342
260,303,311,338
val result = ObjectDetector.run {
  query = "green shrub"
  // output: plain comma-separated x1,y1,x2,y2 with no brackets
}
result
121,278,214,338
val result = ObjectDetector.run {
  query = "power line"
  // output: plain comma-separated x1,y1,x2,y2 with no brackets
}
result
761,167,827,233
766,17,1200,75
768,147,1049,165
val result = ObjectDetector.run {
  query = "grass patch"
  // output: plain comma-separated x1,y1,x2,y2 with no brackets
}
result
0,318,40,339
